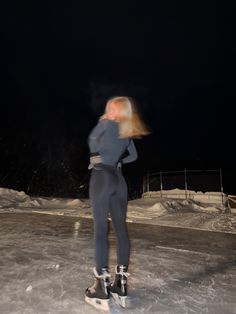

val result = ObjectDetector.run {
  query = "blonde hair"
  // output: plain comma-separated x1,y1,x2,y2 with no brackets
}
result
100,96,150,138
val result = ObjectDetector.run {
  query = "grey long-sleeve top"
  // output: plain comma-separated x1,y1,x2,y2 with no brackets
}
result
88,119,138,167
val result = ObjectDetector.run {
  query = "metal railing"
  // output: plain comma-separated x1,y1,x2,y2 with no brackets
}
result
142,168,227,208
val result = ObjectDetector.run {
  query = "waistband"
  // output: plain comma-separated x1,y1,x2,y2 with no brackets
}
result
88,154,119,171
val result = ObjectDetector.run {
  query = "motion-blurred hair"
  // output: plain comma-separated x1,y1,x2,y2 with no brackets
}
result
100,96,150,138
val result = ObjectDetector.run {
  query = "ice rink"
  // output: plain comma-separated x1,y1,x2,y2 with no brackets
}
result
0,213,235,314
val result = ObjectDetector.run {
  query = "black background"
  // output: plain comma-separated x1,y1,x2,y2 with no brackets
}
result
0,1,234,197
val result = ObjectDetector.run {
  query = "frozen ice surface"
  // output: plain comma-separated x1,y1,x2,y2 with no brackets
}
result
0,187,236,313
0,213,236,314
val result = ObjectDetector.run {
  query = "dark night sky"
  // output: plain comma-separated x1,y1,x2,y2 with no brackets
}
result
0,1,235,196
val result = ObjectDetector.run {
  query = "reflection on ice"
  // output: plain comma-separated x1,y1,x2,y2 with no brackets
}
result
73,221,81,238
0,213,235,314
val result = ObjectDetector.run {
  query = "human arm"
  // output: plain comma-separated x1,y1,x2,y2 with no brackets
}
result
120,139,138,164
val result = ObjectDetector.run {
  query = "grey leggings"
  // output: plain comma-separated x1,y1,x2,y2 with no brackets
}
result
89,164,130,273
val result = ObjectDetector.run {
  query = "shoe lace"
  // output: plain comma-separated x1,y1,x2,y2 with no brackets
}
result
117,266,130,278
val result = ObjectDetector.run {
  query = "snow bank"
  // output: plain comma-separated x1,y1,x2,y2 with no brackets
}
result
128,197,221,219
142,188,225,205
1,187,235,234
0,187,225,214
127,197,236,233
0,187,83,209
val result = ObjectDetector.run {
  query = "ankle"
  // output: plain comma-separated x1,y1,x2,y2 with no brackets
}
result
96,266,110,276
117,265,128,273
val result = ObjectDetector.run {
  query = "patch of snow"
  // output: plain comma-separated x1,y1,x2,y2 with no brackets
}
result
0,187,235,234
0,187,83,209
142,188,225,205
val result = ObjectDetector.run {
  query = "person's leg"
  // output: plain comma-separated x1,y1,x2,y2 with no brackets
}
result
109,169,130,307
89,168,117,273
109,168,130,267
85,167,118,310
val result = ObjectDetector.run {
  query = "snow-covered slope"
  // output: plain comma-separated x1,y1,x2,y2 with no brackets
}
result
0,187,235,234
0,187,84,209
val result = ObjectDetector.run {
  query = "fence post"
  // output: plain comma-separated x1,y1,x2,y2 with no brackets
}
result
219,168,225,210
184,168,188,199
160,170,163,198
147,173,150,196
142,175,145,197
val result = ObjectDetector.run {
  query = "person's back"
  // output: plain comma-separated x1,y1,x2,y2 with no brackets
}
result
88,118,138,169
85,96,149,311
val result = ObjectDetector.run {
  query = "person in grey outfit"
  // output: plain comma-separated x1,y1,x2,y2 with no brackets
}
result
85,96,149,311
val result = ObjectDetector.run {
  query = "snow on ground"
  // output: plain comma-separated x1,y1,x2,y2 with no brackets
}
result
0,187,236,234
0,187,84,209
